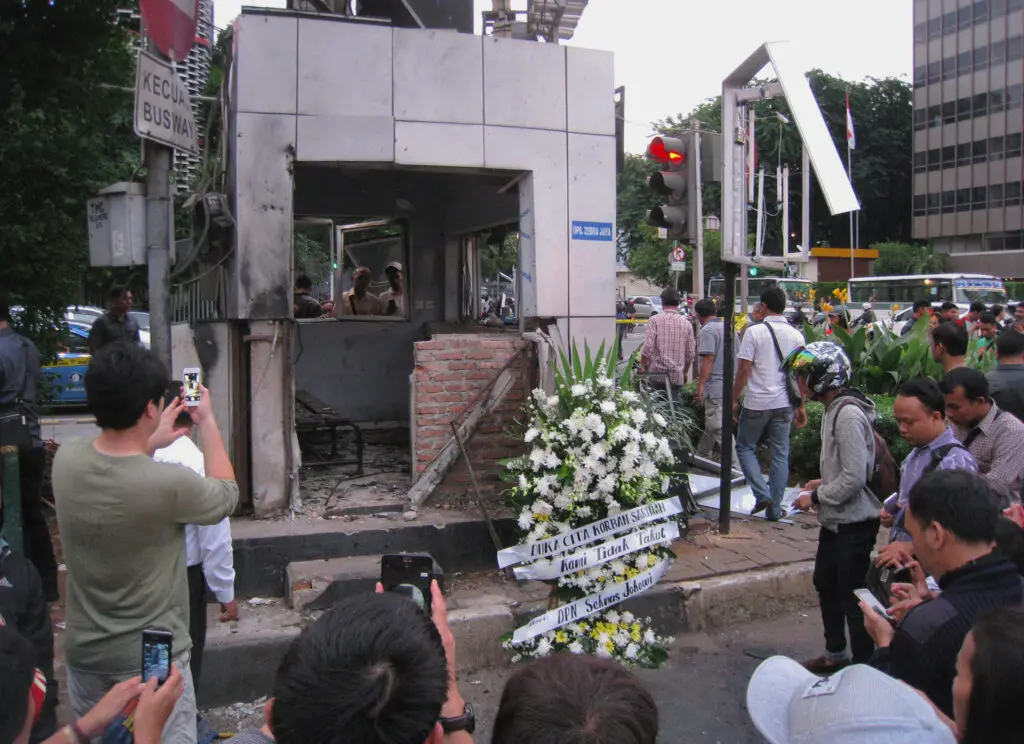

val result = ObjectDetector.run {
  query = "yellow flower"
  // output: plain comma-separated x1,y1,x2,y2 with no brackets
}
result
631,628,641,642
822,302,833,312
555,631,568,644
604,640,615,653
809,288,817,302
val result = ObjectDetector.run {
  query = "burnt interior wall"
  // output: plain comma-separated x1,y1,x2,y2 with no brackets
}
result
291,166,519,422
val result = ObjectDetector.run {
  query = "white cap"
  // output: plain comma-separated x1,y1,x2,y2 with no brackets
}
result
746,657,956,744
862,302,873,310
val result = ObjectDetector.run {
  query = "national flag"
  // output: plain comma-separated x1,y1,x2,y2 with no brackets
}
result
845,91,856,150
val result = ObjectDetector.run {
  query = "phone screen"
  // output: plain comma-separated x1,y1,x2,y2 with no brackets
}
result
381,554,434,614
854,588,893,619
183,369,201,406
141,630,172,685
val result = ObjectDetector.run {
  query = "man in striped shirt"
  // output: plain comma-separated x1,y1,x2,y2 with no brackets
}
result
640,288,694,395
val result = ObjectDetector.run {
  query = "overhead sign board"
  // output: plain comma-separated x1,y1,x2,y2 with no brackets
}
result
571,221,614,242
139,0,199,61
133,50,199,154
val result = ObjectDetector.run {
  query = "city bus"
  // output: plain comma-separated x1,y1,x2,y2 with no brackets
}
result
707,275,813,314
847,274,1008,321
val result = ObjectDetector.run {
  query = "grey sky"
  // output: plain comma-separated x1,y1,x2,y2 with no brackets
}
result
213,0,912,152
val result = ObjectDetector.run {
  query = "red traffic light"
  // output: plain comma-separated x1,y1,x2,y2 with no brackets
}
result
647,136,686,165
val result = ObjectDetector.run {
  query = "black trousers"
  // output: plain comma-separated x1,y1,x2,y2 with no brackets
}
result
187,564,208,701
18,447,58,602
812,519,880,664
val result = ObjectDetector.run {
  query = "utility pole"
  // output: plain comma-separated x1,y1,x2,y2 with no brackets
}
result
141,24,175,377
691,121,705,300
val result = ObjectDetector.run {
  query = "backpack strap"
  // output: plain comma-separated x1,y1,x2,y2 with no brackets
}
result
924,442,967,475
828,398,876,484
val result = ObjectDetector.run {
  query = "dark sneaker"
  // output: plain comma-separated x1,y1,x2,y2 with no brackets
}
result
751,499,773,515
801,655,852,675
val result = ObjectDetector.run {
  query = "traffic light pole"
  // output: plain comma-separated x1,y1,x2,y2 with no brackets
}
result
144,33,174,376
718,261,738,535
691,124,705,300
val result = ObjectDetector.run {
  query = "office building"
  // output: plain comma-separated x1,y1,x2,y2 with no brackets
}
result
912,0,1024,275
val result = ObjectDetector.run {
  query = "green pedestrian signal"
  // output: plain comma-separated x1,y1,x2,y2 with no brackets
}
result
749,267,759,276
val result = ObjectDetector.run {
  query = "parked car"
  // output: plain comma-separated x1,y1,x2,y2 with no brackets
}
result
627,295,659,319
43,321,91,406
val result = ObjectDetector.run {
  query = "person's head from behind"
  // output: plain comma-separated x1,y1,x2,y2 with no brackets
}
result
967,301,986,321
269,592,448,744
912,298,932,319
906,470,999,579
939,367,991,429
107,286,133,315
995,329,1024,363
941,301,960,321
931,321,968,362
991,303,1004,321
352,267,372,294
694,298,716,323
85,342,169,434
751,302,765,322
660,288,681,310
953,607,1024,744
0,625,41,744
994,517,1024,575
492,653,658,744
760,286,787,315
295,275,313,294
978,312,998,341
894,378,947,447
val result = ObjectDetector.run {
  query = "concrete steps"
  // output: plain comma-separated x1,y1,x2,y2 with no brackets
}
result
286,555,382,611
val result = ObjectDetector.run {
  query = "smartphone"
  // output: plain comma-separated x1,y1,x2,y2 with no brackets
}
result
854,588,894,621
381,554,436,614
182,368,201,407
141,628,173,685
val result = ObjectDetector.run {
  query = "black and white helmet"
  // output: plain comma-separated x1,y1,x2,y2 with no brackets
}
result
781,341,852,394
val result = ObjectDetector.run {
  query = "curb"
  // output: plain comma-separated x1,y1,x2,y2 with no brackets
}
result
198,560,816,708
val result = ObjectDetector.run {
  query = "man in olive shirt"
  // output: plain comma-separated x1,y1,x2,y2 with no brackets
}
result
53,343,238,743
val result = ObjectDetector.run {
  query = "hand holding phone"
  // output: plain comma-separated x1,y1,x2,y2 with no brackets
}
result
854,588,894,621
141,628,173,686
381,554,437,614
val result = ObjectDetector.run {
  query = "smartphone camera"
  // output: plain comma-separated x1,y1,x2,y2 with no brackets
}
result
380,554,442,615
183,368,201,407
141,628,173,685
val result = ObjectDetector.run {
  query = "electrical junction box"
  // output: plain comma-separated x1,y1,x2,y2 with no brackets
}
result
87,182,148,267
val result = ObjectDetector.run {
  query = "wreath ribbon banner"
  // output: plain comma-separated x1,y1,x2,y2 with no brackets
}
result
511,558,673,643
496,496,684,569
512,522,680,581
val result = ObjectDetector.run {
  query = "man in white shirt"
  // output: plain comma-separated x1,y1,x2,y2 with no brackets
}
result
155,383,238,703
732,286,806,521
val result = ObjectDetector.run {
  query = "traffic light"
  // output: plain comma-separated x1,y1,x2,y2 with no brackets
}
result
644,135,698,243
749,267,759,277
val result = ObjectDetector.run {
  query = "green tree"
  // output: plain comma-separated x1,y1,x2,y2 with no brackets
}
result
653,71,913,254
1,1,137,353
616,153,659,263
871,242,949,276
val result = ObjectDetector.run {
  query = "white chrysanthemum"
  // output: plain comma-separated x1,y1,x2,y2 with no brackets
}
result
525,427,541,443
661,476,670,491
639,462,658,478
599,400,616,414
614,631,630,648
568,641,584,654
657,438,673,458
584,413,606,438
609,559,628,576
622,611,635,624
533,500,553,517
536,637,553,657
543,451,561,469
537,475,556,496
642,432,658,449
570,383,588,397
598,474,616,493
605,610,621,625
597,376,613,388
518,474,529,489
517,508,534,530
609,426,630,443
621,390,639,403
554,521,572,535
652,412,667,427
546,396,559,408
576,505,592,519
644,628,657,644
634,553,650,569
529,447,545,470
596,631,611,647
595,643,612,659
625,643,639,660
553,492,572,510
528,525,548,542
592,442,608,460
631,408,647,426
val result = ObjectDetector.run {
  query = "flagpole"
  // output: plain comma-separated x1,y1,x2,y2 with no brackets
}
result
848,144,855,279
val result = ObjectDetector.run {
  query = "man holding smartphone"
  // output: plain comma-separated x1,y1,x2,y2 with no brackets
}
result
53,342,238,743
154,382,238,705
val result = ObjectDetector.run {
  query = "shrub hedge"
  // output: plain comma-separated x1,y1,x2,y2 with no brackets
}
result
680,384,910,483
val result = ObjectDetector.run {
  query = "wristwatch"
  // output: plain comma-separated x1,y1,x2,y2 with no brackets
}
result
439,702,476,734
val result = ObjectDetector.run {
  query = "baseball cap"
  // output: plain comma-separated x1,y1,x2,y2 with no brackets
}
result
385,261,403,272
863,302,873,310
747,656,956,744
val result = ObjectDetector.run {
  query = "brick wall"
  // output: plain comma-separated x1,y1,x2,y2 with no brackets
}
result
413,333,533,500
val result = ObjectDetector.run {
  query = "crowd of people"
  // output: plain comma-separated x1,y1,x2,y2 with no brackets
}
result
4,276,1024,743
